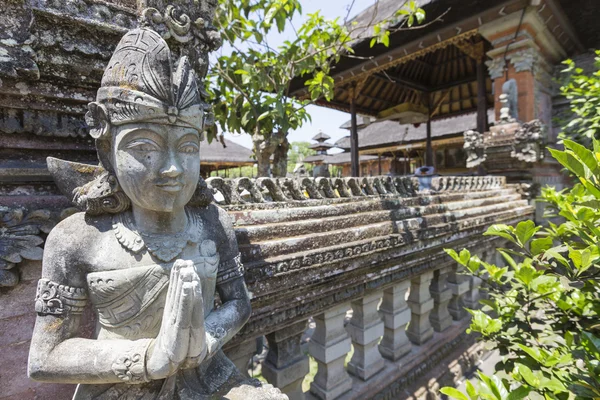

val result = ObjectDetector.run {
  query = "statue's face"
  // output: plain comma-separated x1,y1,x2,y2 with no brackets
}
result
112,123,200,213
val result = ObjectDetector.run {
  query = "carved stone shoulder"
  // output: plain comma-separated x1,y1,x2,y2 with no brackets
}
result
42,212,111,285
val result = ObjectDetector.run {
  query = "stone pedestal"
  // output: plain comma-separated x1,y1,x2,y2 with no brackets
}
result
309,303,352,400
346,292,385,381
429,267,453,332
225,338,257,378
378,281,411,361
406,271,434,345
447,265,470,321
263,320,310,400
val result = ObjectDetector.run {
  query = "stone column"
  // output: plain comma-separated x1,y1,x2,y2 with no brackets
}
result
309,303,353,400
346,292,385,380
406,271,434,345
224,338,257,378
263,320,310,400
378,280,411,361
429,267,452,332
447,265,470,320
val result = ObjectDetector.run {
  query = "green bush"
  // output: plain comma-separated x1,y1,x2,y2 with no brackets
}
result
441,139,600,400
558,51,600,146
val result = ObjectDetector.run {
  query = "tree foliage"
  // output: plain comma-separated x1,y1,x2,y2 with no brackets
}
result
441,138,600,400
208,0,427,176
558,51,600,146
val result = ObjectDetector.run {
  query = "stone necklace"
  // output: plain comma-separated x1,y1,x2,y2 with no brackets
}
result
112,208,202,262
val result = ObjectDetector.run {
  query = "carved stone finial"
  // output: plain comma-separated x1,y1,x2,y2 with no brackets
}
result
137,0,221,80
463,130,486,168
500,79,518,123
511,119,545,163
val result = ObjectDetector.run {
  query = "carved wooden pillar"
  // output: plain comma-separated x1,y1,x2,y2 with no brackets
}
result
263,320,310,400
309,303,352,400
429,266,453,332
224,338,257,378
406,271,434,345
378,280,411,361
447,264,470,320
346,292,385,380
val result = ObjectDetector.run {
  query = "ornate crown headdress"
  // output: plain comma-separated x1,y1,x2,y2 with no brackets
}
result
86,0,222,140
86,28,204,139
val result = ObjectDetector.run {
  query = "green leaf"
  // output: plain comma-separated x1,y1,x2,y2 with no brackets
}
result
549,148,587,178
439,387,470,400
563,139,600,175
531,237,553,256
516,363,539,387
466,381,478,400
515,220,539,246
506,386,530,400
484,225,516,244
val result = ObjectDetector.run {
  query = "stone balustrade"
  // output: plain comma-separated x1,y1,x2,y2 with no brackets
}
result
212,175,531,399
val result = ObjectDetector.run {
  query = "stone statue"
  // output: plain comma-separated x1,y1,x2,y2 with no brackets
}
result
500,79,518,122
27,27,286,400
463,129,486,168
511,119,545,163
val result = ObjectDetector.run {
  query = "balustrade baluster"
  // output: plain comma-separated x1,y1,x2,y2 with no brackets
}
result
447,265,470,320
224,338,258,378
406,271,434,345
346,292,385,380
378,281,411,361
309,303,353,400
263,320,310,400
429,267,453,332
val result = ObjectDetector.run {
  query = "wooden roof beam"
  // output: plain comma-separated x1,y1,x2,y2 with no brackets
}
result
373,72,429,93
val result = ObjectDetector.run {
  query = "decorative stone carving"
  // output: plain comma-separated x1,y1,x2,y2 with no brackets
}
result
0,207,54,287
463,129,486,168
26,4,286,398
511,119,545,163
509,48,537,73
485,57,505,79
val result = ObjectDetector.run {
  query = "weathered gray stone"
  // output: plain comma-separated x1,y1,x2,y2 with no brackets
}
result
263,320,310,400
346,292,385,381
378,280,412,361
406,271,434,345
25,2,286,399
429,267,453,332
448,265,470,321
309,303,352,400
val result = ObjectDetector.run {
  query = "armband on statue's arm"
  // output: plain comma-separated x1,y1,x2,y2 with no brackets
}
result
111,338,153,384
34,278,88,316
216,253,245,285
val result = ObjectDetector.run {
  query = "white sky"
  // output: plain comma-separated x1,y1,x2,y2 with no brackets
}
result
220,0,378,151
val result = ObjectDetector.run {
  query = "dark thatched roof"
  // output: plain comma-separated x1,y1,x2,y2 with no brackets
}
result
339,109,494,150
334,136,351,150
201,138,254,165
312,130,331,141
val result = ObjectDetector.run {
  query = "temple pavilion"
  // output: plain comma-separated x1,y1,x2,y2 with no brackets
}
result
289,0,599,187
201,138,255,178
